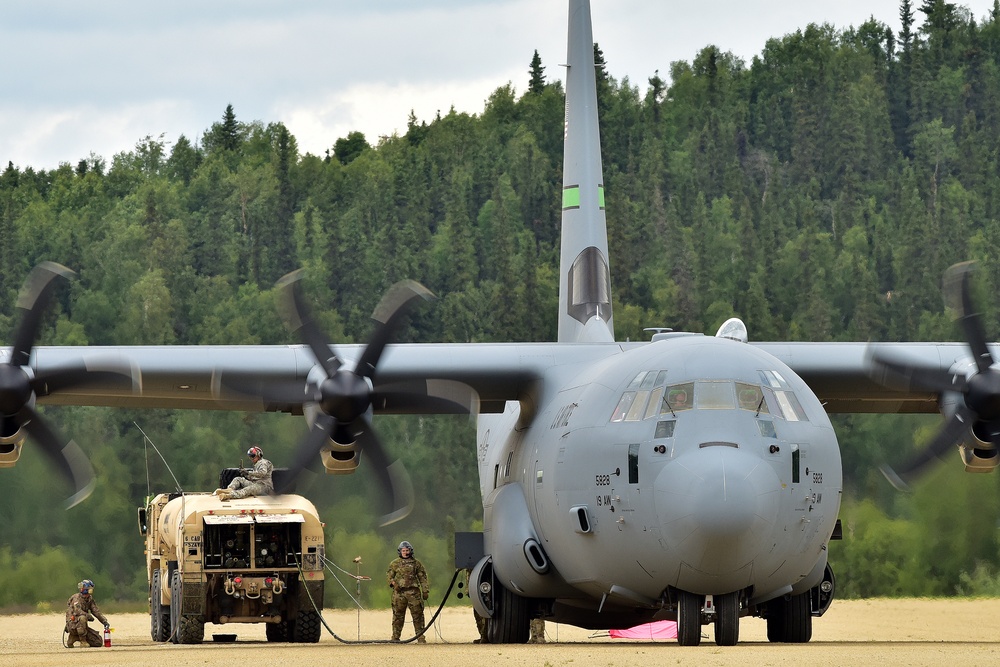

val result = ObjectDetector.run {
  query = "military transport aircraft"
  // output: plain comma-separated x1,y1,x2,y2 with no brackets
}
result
0,0,995,648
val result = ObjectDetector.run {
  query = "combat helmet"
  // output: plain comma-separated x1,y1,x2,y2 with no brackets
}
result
398,540,413,556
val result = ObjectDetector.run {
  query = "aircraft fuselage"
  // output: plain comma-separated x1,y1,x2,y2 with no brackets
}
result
478,332,842,627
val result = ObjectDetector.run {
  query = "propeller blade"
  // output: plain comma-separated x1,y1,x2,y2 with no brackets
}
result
356,280,434,379
880,405,976,491
867,346,968,394
944,262,994,374
277,270,341,377
355,424,414,527
11,262,74,367
275,413,336,495
20,405,96,508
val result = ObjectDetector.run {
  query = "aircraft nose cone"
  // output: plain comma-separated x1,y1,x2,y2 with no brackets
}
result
654,446,780,588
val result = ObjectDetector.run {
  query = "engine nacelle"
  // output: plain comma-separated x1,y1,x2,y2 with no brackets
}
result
961,423,999,473
0,417,26,468
320,441,360,474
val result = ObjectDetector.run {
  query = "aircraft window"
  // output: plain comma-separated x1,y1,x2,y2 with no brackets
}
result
654,420,675,438
757,420,777,438
628,443,640,483
626,372,648,390
654,370,669,386
611,392,636,422
644,387,665,419
639,372,658,390
661,383,694,414
774,391,809,422
759,369,790,390
736,383,768,413
695,381,736,409
791,444,800,483
625,390,650,421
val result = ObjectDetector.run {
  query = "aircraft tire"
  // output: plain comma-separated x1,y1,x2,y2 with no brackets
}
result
676,589,702,646
713,591,739,646
487,582,529,643
150,569,170,642
765,592,812,643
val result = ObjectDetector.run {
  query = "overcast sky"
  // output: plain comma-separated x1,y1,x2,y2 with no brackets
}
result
3,1,997,171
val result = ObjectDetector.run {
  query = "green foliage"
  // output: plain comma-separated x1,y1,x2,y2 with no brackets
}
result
2,9,1000,607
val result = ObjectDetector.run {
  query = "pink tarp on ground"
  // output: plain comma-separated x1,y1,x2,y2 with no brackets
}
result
609,620,678,640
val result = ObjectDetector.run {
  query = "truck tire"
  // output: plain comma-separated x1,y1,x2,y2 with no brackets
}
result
169,569,205,644
291,610,321,643
266,619,290,642
150,569,170,642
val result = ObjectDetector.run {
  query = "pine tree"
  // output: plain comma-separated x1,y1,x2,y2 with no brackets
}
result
528,49,546,94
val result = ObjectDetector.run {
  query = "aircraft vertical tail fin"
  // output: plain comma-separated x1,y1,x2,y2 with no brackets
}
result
557,0,615,344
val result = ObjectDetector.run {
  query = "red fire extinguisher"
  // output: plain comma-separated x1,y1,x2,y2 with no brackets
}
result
103,626,111,647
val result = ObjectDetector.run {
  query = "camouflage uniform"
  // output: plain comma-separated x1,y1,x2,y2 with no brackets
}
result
65,592,108,648
386,552,429,642
529,618,546,643
226,456,274,499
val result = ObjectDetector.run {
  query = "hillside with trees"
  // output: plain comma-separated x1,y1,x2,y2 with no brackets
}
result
3,0,1000,608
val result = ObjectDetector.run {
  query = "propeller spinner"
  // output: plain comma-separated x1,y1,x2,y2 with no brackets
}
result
869,262,1000,490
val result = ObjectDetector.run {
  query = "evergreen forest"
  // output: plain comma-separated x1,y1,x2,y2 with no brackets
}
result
4,0,1000,610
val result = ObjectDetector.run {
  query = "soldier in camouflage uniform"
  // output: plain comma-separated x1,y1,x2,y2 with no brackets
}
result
215,446,274,500
528,618,546,643
65,579,109,648
386,540,429,643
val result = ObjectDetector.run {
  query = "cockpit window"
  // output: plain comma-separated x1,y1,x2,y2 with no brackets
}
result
610,372,790,423
661,383,693,414
694,381,736,409
736,383,767,414
773,390,808,421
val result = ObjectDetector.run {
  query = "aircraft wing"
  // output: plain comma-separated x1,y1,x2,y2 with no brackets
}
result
29,339,984,416
29,342,628,415
754,341,982,414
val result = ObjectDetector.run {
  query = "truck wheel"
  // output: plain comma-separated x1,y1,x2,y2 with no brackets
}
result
291,610,321,643
169,569,205,644
266,620,289,642
150,569,170,642
178,614,205,644
169,570,182,644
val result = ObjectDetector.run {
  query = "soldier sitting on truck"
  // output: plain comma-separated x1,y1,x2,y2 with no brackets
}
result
215,446,274,500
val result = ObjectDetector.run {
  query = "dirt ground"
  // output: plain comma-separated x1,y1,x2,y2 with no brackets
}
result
7,599,1000,666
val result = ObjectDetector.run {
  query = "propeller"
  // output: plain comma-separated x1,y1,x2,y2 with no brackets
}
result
1,262,139,508
231,270,476,526
868,262,1000,490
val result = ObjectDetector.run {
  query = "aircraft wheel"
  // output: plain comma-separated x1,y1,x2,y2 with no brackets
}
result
676,589,702,646
766,592,812,643
486,582,529,643
713,591,739,646
150,569,170,642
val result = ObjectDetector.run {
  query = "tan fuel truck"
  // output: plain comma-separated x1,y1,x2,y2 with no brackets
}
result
138,475,326,644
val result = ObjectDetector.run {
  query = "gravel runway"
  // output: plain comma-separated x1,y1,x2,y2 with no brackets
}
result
7,599,1000,666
